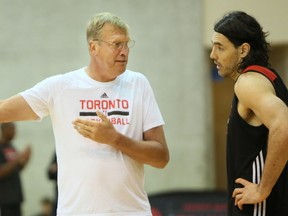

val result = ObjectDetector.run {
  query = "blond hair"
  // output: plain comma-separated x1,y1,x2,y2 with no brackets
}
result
86,12,129,43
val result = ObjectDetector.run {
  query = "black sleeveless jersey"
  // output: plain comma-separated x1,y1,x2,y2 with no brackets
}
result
226,65,288,216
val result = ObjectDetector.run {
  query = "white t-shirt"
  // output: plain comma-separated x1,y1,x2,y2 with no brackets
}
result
20,68,164,216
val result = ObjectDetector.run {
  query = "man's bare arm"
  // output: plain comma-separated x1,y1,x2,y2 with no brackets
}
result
233,73,288,209
0,94,38,122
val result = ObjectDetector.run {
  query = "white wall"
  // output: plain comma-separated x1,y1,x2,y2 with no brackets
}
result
0,1,214,215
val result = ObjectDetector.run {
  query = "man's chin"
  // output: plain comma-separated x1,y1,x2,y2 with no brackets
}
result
114,68,126,77
118,65,127,73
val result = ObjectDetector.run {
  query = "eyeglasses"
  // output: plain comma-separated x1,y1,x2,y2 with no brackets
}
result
93,39,135,50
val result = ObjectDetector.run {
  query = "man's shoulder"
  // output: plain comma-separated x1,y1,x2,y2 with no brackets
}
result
44,67,85,84
243,65,277,81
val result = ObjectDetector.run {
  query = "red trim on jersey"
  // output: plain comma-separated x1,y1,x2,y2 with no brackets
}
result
243,65,277,81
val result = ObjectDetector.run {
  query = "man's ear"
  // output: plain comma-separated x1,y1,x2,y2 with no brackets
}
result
240,42,250,58
89,41,98,55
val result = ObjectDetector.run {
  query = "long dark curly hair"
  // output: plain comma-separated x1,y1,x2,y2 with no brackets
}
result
214,11,271,72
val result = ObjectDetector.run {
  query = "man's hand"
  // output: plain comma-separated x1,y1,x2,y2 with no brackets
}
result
73,111,169,168
72,111,119,145
232,178,270,210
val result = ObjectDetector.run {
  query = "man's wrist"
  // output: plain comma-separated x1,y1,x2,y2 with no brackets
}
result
257,183,272,201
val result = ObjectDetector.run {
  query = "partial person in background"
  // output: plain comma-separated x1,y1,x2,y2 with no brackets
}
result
0,122,32,216
0,12,169,215
210,11,288,216
47,152,57,216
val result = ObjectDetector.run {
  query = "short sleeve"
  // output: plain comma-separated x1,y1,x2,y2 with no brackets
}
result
20,75,62,120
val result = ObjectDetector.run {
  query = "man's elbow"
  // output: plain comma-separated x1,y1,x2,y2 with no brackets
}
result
155,152,170,169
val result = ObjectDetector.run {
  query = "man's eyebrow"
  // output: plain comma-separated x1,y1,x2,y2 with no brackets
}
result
211,41,223,46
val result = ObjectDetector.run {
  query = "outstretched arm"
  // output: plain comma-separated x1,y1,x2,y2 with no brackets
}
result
0,94,39,122
72,111,169,168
